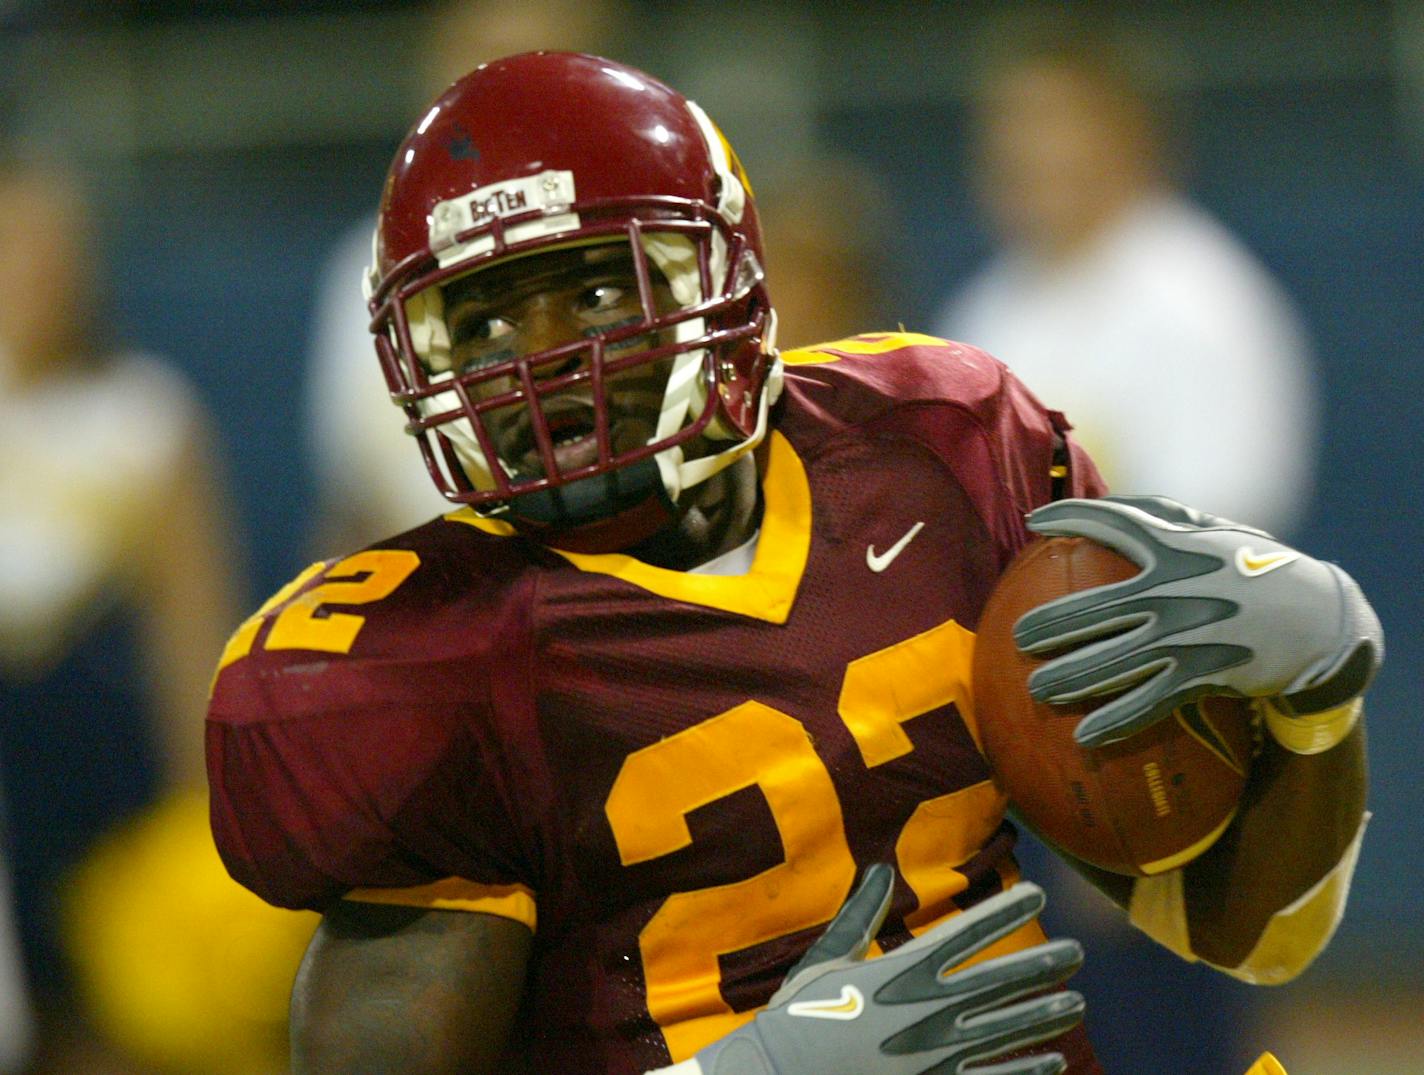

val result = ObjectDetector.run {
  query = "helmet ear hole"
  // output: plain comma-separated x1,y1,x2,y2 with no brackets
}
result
731,247,764,301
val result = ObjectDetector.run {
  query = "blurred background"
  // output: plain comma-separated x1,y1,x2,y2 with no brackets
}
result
0,1,1419,1072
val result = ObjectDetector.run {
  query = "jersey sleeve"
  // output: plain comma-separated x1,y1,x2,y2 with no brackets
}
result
952,340,1108,513
782,332,1108,563
1045,395,1107,502
205,542,538,926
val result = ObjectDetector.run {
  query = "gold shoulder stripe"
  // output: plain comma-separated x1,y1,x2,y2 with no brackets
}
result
780,345,841,366
344,878,537,930
784,332,952,365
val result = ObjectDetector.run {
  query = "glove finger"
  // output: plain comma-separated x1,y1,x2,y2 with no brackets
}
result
957,987,1086,1043
960,998,1085,1075
947,940,1086,1009
1103,494,1271,537
783,862,892,982
1026,641,1169,705
1014,544,1228,659
894,990,1082,1075
1024,498,1170,565
1069,635,1254,745
1012,588,1153,655
964,1053,1068,1075
877,883,1047,1004
886,938,1081,1034
1024,590,1241,699
885,987,1085,1063
1016,587,1235,660
1101,493,1198,524
1071,677,1199,747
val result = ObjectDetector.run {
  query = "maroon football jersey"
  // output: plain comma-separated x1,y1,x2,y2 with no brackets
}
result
208,334,1106,1073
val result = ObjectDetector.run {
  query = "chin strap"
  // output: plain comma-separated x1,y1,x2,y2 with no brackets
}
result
525,490,679,555
654,350,782,504
507,457,677,553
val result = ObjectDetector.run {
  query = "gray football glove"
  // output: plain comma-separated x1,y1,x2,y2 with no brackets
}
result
682,865,1084,1075
1013,495,1383,747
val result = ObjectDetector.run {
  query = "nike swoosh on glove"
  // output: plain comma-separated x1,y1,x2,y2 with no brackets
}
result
1013,495,1384,747
674,865,1084,1075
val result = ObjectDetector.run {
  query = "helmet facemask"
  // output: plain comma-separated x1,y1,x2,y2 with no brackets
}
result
371,212,778,537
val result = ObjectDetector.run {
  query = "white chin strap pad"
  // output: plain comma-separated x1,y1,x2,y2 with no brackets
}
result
641,232,709,491
402,287,500,492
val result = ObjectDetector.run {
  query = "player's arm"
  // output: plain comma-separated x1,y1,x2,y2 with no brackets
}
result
1161,714,1365,973
290,901,531,1074
1012,495,1380,983
292,869,1082,1075
138,424,245,790
1042,721,1365,981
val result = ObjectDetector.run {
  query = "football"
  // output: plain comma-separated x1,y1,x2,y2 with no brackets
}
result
971,536,1256,876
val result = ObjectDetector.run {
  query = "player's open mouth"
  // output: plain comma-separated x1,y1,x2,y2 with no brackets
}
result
500,405,652,479
493,375,669,481
528,410,602,474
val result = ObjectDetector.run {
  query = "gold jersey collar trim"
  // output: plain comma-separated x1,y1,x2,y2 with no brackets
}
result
445,430,811,623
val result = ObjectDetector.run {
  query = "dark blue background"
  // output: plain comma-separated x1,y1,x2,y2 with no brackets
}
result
14,0,1420,1004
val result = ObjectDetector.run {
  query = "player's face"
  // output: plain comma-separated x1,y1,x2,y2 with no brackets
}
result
974,60,1151,256
0,171,90,373
428,242,680,485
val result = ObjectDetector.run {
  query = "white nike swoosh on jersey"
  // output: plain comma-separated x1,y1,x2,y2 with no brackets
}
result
1234,547,1300,577
787,984,865,1021
867,521,926,573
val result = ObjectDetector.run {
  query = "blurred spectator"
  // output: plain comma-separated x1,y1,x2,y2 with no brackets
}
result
935,17,1317,539
756,155,899,349
306,0,634,552
62,790,317,1075
0,831,30,1075
0,153,277,1072
933,18,1314,1074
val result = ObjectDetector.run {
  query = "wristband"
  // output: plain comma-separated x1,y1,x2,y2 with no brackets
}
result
1261,695,1362,755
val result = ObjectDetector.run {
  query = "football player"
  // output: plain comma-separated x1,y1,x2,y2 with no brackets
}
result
206,53,1379,1074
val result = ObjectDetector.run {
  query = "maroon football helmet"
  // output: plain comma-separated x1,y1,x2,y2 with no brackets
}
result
366,51,780,548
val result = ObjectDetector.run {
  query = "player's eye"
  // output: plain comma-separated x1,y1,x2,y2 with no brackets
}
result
454,314,514,344
449,313,517,371
577,284,632,314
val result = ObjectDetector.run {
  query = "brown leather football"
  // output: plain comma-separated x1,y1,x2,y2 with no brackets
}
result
971,536,1256,876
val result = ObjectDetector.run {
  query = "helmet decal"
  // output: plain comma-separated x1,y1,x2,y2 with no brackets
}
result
429,170,580,267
